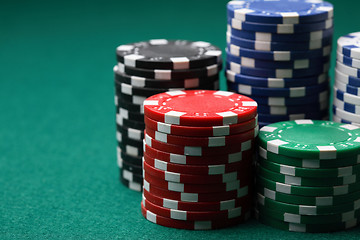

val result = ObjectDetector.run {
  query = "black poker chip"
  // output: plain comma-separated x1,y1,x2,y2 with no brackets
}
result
117,107,144,122
117,62,222,80
119,149,142,166
116,39,222,70
119,157,142,174
116,114,145,130
117,124,144,141
114,65,219,88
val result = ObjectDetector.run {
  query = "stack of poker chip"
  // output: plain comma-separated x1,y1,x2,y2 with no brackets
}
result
114,40,222,191
256,120,360,232
333,32,360,126
225,0,334,128
140,90,258,230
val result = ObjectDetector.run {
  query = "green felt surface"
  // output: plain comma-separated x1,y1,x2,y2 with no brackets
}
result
1,0,360,239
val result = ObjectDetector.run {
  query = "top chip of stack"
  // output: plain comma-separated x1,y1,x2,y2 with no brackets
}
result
114,40,223,191
140,90,258,230
225,0,333,128
333,32,360,126
256,120,360,232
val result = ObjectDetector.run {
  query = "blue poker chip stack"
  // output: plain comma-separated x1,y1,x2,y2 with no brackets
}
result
333,32,360,126
225,0,334,128
114,40,222,191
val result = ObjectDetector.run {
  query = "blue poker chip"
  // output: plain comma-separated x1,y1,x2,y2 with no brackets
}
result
226,61,330,78
333,98,360,115
227,0,333,24
228,17,333,34
228,25,334,43
335,69,360,87
257,101,328,115
227,43,331,61
226,51,330,70
234,90,329,106
333,115,360,126
226,70,328,88
335,81,360,96
337,32,360,60
226,32,332,51
258,109,329,123
227,80,329,97
337,51,360,69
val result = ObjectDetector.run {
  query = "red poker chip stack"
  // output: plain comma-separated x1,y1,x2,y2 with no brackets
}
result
141,90,258,230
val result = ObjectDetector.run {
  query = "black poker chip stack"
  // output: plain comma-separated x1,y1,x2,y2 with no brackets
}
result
114,39,223,191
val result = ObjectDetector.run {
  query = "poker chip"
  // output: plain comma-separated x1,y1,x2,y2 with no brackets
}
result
256,211,360,233
141,202,251,230
145,126,258,147
143,142,254,166
143,188,252,212
114,40,222,191
228,25,334,43
257,186,360,207
116,40,222,70
143,171,249,194
228,80,329,97
117,62,222,80
335,68,360,87
257,204,360,225
143,90,257,127
226,53,330,70
141,90,257,229
226,61,330,78
142,196,249,221
227,0,333,24
225,1,332,126
227,32,332,51
337,32,360,60
237,90,329,106
114,65,219,89
144,115,258,137
228,43,331,61
228,17,333,34
333,32,360,126
256,119,360,231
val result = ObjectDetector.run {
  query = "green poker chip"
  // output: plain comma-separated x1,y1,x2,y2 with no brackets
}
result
258,120,360,159
257,186,360,206
257,192,360,215
257,204,360,225
257,175,360,197
258,146,360,169
257,164,358,187
256,209,360,232
258,155,360,178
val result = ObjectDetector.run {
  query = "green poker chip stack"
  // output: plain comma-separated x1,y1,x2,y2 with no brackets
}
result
256,119,360,233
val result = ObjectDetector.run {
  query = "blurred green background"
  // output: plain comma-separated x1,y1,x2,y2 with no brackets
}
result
1,0,360,239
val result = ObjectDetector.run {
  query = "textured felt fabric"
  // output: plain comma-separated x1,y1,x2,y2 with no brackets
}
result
1,0,360,239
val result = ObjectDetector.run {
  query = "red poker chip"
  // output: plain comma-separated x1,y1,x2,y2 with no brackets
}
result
145,133,254,156
143,160,250,185
143,188,252,212
143,90,258,127
143,143,254,165
143,179,251,202
142,197,250,221
143,153,252,175
141,202,251,230
145,125,258,147
144,171,251,193
144,115,258,137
